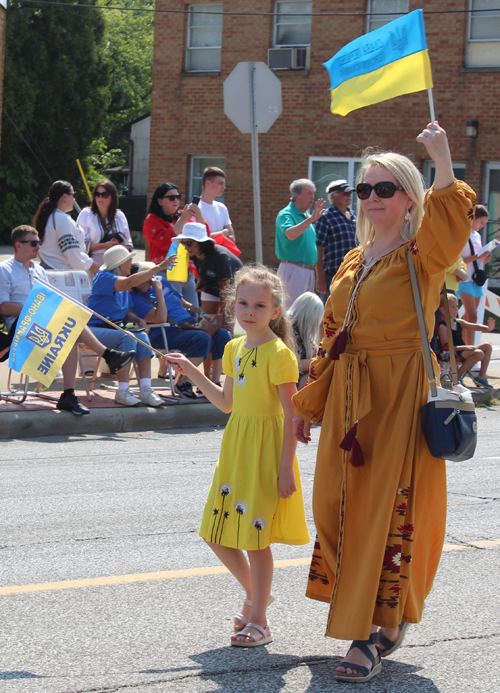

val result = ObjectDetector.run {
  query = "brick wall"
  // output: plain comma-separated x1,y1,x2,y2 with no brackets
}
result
149,1,500,265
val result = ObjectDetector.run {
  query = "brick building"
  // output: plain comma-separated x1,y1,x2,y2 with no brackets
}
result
148,1,500,272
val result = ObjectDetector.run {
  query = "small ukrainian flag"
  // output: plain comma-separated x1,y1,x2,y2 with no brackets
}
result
324,9,433,117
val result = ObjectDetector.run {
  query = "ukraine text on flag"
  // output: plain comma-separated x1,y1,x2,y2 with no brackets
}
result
323,9,433,117
9,278,92,388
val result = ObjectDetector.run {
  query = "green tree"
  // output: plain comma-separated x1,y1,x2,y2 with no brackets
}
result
0,0,111,241
100,0,154,149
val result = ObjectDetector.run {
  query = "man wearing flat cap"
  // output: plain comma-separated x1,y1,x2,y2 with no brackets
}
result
315,179,357,303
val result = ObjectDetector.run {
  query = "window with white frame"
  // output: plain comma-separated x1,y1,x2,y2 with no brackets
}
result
274,1,312,46
366,0,409,33
423,161,466,189
189,156,226,200
467,0,500,67
309,157,362,212
483,163,500,284
186,4,223,72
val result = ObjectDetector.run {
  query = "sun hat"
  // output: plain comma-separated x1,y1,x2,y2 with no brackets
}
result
326,179,355,194
100,245,137,271
172,222,214,244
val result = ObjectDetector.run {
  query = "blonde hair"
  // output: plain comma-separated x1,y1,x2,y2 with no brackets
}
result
355,149,425,247
230,264,295,351
440,292,459,308
287,292,324,359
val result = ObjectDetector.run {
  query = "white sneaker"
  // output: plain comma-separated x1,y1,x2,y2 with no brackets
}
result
139,387,164,407
115,388,141,406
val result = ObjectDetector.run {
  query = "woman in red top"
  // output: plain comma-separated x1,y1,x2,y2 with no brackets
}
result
143,182,203,305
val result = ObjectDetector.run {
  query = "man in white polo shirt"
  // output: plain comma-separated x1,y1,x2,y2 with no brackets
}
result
199,167,236,241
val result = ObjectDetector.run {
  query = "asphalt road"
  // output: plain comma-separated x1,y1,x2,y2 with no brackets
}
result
1,409,499,693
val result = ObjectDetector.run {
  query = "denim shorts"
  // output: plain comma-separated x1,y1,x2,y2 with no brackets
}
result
456,280,484,299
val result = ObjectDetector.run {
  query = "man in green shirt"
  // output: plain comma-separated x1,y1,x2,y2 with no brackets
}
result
275,179,325,308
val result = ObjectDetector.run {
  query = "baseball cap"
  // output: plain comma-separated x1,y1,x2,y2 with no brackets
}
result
326,179,355,194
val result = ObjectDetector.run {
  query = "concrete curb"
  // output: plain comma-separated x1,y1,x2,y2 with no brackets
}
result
0,402,230,440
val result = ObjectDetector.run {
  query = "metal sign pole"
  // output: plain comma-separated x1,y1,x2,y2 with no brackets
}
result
250,62,263,265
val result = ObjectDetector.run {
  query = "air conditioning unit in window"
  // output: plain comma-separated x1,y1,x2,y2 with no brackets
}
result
268,47,309,70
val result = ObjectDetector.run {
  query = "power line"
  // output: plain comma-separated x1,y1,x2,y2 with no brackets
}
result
14,0,498,18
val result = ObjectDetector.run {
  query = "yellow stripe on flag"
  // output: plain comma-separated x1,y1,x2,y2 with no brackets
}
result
167,242,189,283
330,50,433,117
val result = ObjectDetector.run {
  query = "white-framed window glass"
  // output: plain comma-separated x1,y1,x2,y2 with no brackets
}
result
273,1,312,46
189,156,227,200
467,0,500,67
483,163,500,284
423,161,466,189
366,0,409,33
186,4,223,72
308,157,363,213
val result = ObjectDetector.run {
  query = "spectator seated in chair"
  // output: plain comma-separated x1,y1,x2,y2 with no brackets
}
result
129,262,232,399
437,292,495,389
86,246,176,406
0,225,135,415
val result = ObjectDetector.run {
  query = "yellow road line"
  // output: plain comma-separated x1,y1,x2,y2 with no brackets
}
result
1,542,498,597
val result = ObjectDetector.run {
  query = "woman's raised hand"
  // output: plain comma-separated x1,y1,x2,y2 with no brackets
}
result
416,121,454,190
157,255,177,271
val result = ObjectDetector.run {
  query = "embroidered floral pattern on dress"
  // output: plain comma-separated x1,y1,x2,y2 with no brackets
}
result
307,536,331,587
410,239,418,255
376,485,414,611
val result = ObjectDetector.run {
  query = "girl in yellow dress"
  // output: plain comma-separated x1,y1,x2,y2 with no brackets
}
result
166,265,310,647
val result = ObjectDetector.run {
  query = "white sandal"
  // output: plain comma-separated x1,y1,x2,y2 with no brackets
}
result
233,593,275,632
231,622,272,648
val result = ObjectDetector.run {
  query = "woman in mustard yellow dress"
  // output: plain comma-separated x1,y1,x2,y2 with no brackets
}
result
293,122,475,682
167,266,309,648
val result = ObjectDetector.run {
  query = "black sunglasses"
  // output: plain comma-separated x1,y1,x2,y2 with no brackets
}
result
180,241,194,247
356,182,405,200
19,240,42,247
95,191,111,199
162,194,181,201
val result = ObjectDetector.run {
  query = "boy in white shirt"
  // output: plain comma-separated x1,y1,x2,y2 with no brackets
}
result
199,167,236,241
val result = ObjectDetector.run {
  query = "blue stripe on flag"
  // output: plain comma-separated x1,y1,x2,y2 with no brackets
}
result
323,9,428,91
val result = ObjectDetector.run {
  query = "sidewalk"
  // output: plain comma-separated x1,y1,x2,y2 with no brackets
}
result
1,246,499,439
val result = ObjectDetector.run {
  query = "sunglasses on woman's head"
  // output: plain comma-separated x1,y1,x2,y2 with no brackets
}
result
162,194,181,201
95,191,111,199
356,182,405,200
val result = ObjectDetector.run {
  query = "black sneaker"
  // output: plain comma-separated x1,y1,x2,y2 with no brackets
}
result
57,391,90,416
104,349,136,375
176,381,197,400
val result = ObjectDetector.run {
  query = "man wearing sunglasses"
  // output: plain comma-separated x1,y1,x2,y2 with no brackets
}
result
315,180,357,304
0,226,134,415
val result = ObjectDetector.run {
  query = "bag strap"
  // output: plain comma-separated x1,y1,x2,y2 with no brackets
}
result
407,249,459,390
407,248,438,397
468,239,480,276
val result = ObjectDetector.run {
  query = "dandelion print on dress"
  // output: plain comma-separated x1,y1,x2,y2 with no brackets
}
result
218,510,230,543
235,347,259,387
252,516,267,549
213,483,232,544
234,501,248,548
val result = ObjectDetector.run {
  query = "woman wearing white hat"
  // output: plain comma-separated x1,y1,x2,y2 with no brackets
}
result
86,246,176,406
173,222,242,315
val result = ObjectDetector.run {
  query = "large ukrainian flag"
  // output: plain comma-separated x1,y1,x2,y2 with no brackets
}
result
324,9,433,116
9,278,91,388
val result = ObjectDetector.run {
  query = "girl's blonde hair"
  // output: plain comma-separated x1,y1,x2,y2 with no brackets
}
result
355,149,425,247
229,264,295,351
440,292,459,308
287,292,324,359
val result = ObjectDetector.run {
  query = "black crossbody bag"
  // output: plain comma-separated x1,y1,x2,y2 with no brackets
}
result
408,249,477,462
